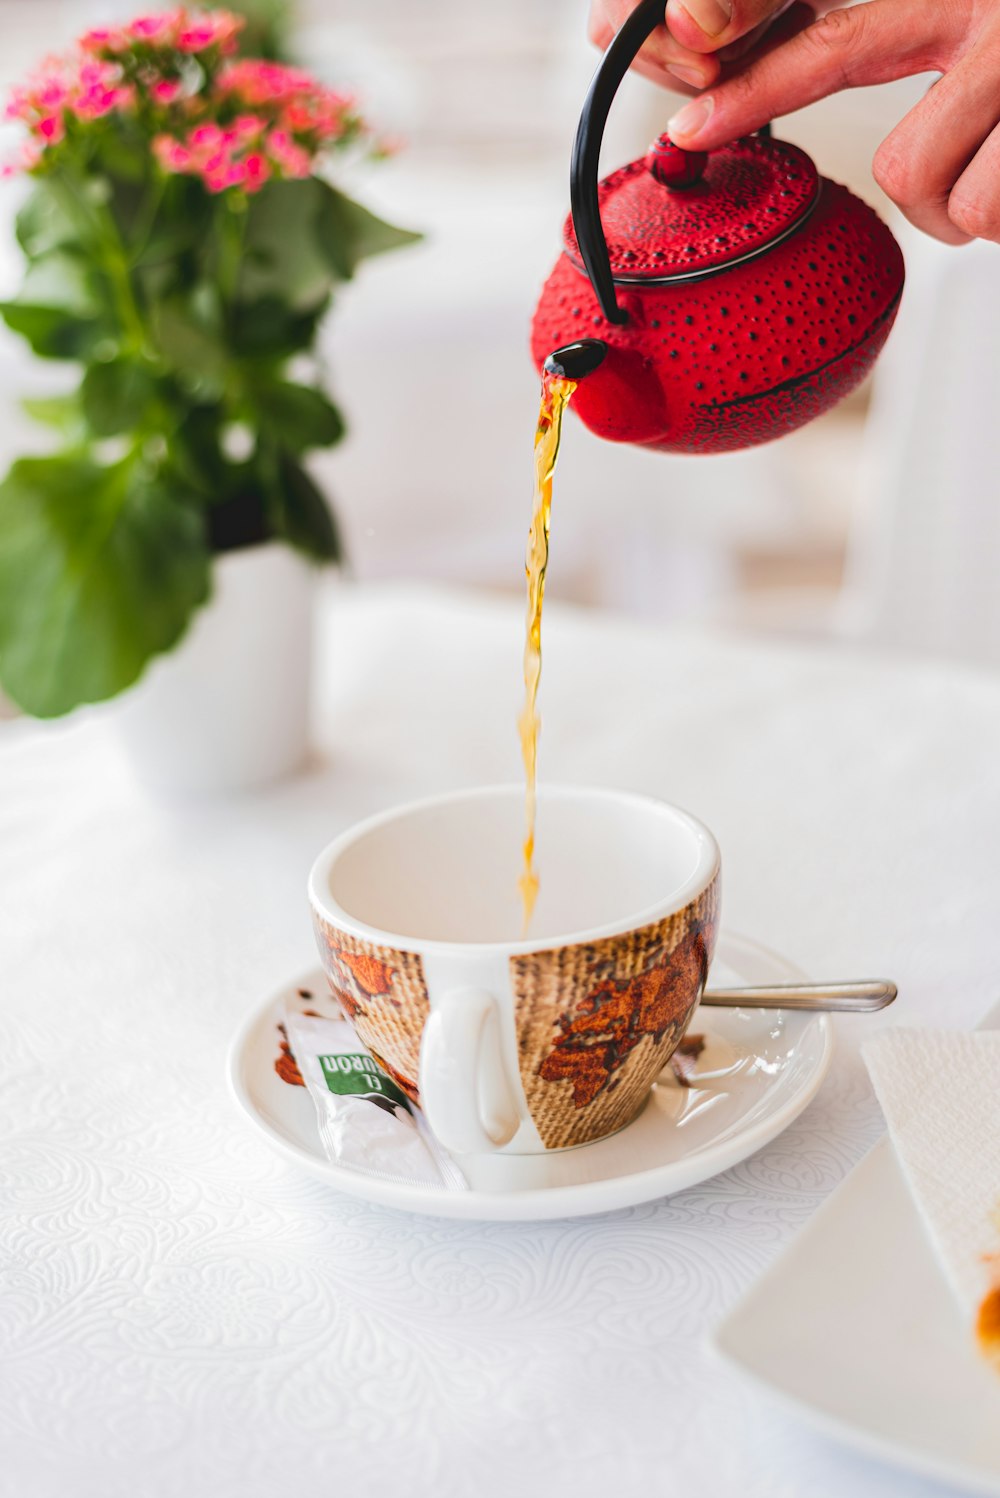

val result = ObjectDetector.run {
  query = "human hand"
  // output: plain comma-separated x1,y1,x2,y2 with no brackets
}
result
665,0,1000,245
587,0,827,92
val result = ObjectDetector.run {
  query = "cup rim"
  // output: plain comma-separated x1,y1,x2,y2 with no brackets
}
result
307,782,721,958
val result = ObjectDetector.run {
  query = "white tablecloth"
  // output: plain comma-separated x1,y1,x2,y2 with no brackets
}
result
4,583,999,1498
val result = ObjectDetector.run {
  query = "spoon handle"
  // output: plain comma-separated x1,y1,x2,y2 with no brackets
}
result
701,980,897,1013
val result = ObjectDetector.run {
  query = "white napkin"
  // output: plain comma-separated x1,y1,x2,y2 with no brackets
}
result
864,1028,1000,1360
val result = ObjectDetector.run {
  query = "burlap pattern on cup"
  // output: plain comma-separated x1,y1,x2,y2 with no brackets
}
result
312,915,429,1105
510,876,720,1149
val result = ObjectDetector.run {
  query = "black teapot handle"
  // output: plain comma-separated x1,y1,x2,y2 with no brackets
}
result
571,0,666,326
571,1,773,323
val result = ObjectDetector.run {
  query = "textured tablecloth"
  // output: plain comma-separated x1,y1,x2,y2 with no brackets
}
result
3,582,999,1498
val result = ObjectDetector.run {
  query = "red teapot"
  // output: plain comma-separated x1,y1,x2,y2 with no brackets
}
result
530,0,904,454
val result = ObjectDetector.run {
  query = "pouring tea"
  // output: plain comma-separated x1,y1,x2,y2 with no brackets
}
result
530,0,905,454
519,0,905,927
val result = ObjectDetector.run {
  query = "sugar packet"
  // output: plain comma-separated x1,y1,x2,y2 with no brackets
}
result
284,1007,467,1190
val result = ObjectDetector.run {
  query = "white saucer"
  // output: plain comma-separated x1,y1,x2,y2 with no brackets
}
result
227,932,832,1221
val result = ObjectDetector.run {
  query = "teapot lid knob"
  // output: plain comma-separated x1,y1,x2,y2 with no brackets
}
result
646,134,707,190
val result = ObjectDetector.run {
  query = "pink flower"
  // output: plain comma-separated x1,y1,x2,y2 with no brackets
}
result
5,68,72,126
128,10,183,44
266,128,311,179
216,59,361,152
37,114,64,143
153,133,192,171
154,115,281,195
216,60,316,108
285,91,358,143
73,82,135,121
205,156,251,191
5,89,30,123
37,79,70,109
282,101,315,134
176,11,243,55
2,141,42,178
5,50,141,150
242,152,270,191
232,114,265,142
189,122,223,151
80,26,128,54
5,20,382,184
152,79,183,105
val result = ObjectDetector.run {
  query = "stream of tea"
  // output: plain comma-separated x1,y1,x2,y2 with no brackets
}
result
518,369,577,931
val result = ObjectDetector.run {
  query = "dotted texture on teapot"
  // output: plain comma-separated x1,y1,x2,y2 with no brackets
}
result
532,179,904,454
563,136,819,280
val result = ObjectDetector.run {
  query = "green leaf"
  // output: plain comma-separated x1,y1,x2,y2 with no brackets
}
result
22,393,85,437
236,179,418,317
229,296,323,359
0,304,103,362
239,179,336,312
229,0,292,58
7,255,95,312
0,454,210,716
92,124,148,187
154,288,226,384
16,184,79,261
132,176,212,280
81,359,158,437
316,183,422,281
264,450,341,562
170,403,228,496
256,382,345,452
134,219,203,272
0,253,112,361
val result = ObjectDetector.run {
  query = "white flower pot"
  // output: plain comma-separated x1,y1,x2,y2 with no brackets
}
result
115,542,316,795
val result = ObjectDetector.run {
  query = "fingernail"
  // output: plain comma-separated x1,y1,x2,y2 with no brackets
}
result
668,94,715,142
667,63,709,89
679,0,732,38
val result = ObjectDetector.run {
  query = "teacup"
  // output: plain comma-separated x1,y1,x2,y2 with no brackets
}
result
308,785,720,1156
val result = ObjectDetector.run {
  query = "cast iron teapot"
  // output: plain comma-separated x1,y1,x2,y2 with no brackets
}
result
531,0,905,454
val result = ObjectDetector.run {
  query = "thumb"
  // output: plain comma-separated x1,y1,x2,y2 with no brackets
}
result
666,2,948,150
665,0,797,52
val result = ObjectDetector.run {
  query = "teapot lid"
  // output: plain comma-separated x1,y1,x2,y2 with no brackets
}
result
562,134,819,284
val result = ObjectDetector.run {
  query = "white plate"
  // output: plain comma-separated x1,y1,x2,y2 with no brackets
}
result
714,1010,1000,1496
227,932,832,1222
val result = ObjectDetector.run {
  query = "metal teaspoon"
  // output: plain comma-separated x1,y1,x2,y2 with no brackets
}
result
700,980,897,1013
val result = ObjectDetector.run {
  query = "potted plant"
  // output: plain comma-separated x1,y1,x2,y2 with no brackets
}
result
0,6,419,788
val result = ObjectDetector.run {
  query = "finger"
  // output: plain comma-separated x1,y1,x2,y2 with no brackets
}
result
949,118,1000,243
588,0,721,88
632,53,721,92
666,2,954,150
869,59,1000,244
716,0,819,64
665,0,804,54
717,13,791,65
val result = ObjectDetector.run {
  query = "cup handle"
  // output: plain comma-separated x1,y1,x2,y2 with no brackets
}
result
418,988,521,1155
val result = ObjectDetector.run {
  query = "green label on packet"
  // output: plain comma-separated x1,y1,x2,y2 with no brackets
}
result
319,1053,411,1109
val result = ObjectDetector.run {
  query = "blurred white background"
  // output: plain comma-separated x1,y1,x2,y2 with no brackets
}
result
2,0,999,664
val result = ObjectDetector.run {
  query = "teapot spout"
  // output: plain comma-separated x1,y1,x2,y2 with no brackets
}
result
543,339,607,380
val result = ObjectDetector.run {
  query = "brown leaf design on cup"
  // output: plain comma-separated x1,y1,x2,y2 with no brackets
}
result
334,950,396,996
538,925,710,1109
